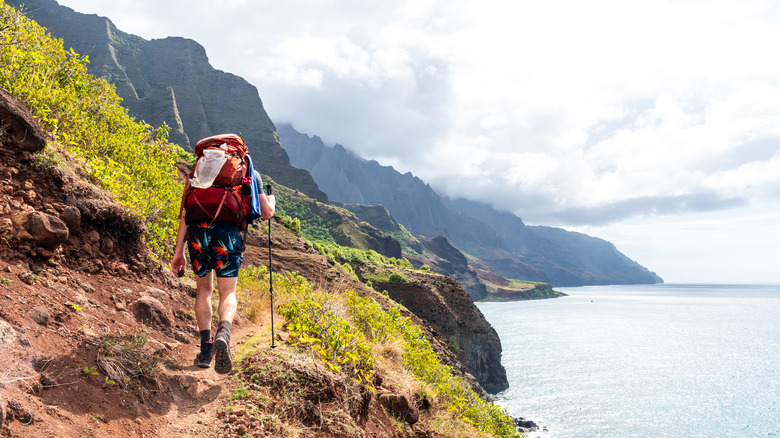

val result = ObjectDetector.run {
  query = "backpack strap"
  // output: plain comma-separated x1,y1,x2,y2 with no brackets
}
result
192,188,229,227
179,180,191,220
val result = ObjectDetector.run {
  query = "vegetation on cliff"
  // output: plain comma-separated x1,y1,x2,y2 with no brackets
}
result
0,2,184,256
236,267,520,436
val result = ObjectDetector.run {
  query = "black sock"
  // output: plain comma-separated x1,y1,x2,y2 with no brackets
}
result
200,329,212,354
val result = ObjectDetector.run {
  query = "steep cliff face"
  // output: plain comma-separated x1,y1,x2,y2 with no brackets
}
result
417,236,488,301
11,0,328,202
281,123,663,287
364,266,509,394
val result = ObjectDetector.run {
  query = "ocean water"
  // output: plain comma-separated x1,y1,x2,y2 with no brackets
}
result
477,284,780,438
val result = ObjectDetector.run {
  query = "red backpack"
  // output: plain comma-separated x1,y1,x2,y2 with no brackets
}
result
182,134,251,227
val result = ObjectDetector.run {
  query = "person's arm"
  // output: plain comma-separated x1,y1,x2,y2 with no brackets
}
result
253,170,275,220
260,193,276,220
171,187,189,274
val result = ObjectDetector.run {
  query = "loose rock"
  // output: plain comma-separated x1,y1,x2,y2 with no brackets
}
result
0,320,16,344
28,307,50,326
58,206,81,232
145,287,169,302
129,296,172,330
18,270,35,285
11,211,69,249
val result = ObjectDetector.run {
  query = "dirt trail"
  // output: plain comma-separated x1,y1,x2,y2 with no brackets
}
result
154,317,268,437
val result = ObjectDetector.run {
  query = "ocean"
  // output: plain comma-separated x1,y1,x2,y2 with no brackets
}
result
476,284,780,438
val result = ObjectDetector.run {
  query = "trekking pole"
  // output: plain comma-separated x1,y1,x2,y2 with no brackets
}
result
267,184,276,348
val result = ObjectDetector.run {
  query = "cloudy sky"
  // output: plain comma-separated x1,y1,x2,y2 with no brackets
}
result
56,0,780,283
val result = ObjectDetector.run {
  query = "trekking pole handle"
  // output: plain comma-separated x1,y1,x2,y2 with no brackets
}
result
266,184,272,196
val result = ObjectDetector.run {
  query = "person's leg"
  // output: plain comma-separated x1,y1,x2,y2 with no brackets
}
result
194,273,215,330
213,275,238,374
211,223,242,374
216,276,238,324
194,273,215,368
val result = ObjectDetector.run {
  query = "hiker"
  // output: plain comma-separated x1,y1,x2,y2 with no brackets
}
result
170,134,275,374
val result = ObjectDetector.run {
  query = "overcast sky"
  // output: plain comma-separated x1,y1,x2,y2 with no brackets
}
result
56,0,780,283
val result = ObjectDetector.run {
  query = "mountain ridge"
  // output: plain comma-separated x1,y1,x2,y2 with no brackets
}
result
14,0,662,288
278,123,663,287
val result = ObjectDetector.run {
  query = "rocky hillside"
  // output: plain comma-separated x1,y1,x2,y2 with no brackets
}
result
358,264,507,393
338,203,489,300
279,123,663,287
9,0,328,203
0,80,523,436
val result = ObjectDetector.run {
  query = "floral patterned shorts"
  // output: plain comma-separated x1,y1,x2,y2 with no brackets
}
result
186,222,244,278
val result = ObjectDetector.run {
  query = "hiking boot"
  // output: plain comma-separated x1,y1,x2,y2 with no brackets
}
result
194,350,212,369
213,328,232,374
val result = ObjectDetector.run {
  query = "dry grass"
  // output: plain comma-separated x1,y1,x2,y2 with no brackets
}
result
422,410,486,438
234,347,370,438
96,330,162,396
372,340,419,396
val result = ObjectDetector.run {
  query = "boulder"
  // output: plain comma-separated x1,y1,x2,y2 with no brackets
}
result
378,394,419,425
0,86,46,153
11,211,69,249
513,418,539,431
58,206,81,232
129,296,172,331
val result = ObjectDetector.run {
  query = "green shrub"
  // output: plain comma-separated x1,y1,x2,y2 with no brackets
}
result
274,188,338,243
0,4,182,256
237,266,312,322
387,257,413,269
281,216,302,235
316,242,414,268
341,262,358,280
388,272,408,283
279,292,375,387
420,265,431,271
238,267,520,437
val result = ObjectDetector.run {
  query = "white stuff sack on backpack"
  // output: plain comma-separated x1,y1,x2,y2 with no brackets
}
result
189,148,227,188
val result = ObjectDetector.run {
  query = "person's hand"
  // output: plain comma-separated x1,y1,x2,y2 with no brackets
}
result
171,252,186,275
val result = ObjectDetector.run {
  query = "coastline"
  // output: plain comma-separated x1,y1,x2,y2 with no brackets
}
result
479,283,567,302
